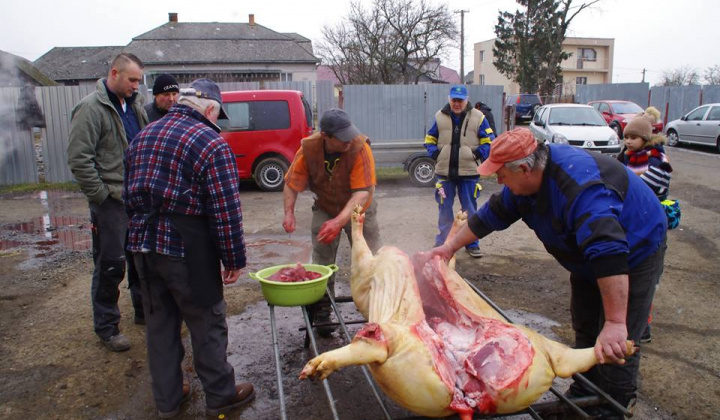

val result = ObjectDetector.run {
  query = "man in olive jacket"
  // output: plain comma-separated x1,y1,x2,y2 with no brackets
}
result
67,52,148,352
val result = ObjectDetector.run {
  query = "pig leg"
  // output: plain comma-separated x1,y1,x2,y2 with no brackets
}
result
300,323,388,381
445,211,467,270
351,205,374,269
537,333,637,378
350,205,376,317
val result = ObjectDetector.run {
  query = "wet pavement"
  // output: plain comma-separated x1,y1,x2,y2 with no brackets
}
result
0,189,580,420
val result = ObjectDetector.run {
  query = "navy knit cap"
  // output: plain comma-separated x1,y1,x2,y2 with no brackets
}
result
152,74,179,95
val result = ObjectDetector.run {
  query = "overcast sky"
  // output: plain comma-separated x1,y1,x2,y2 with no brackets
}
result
2,0,719,86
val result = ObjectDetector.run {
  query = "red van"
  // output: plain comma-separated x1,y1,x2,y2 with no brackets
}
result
218,90,313,191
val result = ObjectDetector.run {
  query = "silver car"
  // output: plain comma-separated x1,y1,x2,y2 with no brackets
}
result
529,104,621,155
665,103,720,153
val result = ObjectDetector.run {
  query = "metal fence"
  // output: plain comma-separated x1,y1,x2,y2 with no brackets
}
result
0,88,38,184
576,83,650,107
0,81,336,185
2,81,718,186
344,83,504,141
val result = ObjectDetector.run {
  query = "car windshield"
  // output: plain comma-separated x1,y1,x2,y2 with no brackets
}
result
548,107,607,126
519,95,540,104
612,102,644,114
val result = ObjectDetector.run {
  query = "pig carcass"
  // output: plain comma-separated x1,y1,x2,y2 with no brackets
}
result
300,207,634,419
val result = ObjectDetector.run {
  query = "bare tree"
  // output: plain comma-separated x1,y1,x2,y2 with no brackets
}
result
658,66,700,86
316,0,458,85
703,65,720,85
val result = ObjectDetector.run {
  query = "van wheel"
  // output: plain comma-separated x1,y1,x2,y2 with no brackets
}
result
408,157,436,187
255,158,288,192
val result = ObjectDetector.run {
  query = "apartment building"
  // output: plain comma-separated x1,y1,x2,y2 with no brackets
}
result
473,37,614,95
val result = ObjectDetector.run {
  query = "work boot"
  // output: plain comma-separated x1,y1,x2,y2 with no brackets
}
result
465,247,483,258
101,333,131,352
157,377,191,419
314,311,336,338
206,382,255,417
640,325,652,343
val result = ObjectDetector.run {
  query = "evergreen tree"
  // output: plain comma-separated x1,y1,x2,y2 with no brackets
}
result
493,0,599,96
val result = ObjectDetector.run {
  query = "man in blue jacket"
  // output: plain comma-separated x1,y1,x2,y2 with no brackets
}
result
424,85,495,257
423,128,667,418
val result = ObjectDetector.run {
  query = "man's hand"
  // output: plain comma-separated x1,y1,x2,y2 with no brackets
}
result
595,320,629,364
222,269,243,285
317,219,343,244
283,212,296,233
414,243,455,267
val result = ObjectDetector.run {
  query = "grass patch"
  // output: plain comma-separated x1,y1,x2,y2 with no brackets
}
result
0,182,81,195
376,166,406,179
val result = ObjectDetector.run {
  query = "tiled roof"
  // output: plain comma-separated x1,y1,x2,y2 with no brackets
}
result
0,49,58,86
127,39,318,65
133,22,293,41
34,46,126,81
34,22,319,82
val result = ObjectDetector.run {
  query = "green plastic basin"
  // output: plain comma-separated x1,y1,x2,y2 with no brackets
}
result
249,263,339,307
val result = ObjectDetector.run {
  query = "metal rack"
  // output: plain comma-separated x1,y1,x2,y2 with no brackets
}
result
267,282,632,420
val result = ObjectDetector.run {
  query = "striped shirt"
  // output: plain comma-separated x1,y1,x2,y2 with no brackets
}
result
123,104,246,270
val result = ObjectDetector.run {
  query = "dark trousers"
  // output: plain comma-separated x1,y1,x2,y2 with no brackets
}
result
89,199,143,340
310,198,380,302
434,176,480,249
570,239,667,406
133,252,237,412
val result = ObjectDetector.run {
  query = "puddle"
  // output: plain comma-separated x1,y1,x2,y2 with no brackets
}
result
1,215,92,252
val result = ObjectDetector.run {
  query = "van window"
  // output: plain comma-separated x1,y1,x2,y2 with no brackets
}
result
222,100,291,131
301,97,313,129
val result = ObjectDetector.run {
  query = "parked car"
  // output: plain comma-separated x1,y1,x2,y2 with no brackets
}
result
529,103,621,155
506,93,543,123
218,90,313,191
665,103,720,153
588,100,664,138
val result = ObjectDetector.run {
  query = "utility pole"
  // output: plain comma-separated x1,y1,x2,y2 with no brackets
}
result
455,9,469,83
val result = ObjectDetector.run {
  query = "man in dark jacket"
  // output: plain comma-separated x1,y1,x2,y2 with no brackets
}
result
144,74,179,122
474,101,497,133
125,79,254,418
423,128,667,419
67,52,147,352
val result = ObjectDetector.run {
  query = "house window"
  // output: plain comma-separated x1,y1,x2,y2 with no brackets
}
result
479,50,485,62
280,73,293,82
579,48,597,61
479,74,485,85
576,77,588,85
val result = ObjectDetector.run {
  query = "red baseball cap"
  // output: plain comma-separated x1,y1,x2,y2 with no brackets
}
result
477,128,538,175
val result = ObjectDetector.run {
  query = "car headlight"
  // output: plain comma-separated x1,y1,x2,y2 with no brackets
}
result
608,133,619,145
552,133,568,144
622,118,628,124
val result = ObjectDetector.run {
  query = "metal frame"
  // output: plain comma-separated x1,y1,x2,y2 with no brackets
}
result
267,281,632,419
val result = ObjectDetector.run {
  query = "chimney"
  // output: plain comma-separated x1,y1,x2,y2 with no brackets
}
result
169,13,178,23
249,14,255,26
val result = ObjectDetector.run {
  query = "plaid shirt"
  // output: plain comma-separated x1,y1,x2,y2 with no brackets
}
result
123,104,246,270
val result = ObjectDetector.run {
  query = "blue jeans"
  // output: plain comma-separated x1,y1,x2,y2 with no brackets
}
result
434,176,480,249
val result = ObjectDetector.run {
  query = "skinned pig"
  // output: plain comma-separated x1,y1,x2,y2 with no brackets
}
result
300,207,635,419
